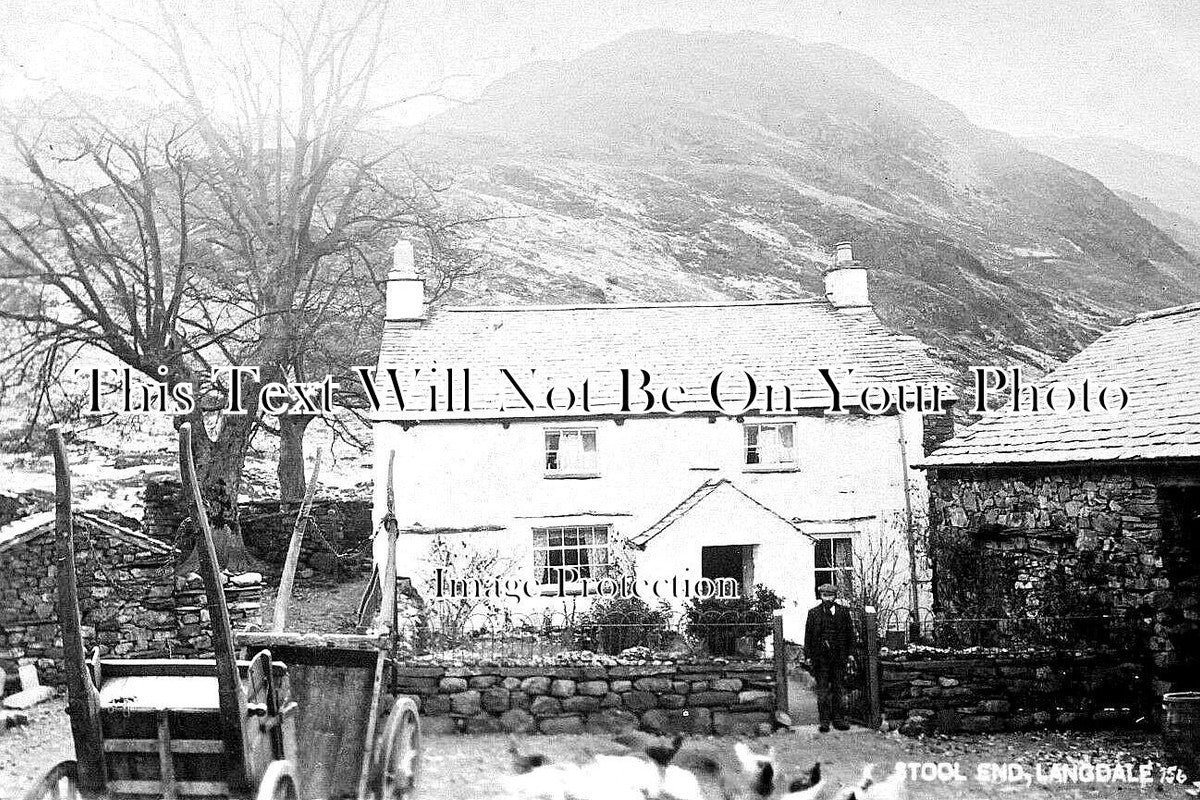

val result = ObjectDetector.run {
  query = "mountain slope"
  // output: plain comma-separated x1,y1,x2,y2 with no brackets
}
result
1116,191,1200,263
407,30,1200,379
1024,135,1200,229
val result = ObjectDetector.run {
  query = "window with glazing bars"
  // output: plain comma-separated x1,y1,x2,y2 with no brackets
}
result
814,535,854,592
532,525,611,584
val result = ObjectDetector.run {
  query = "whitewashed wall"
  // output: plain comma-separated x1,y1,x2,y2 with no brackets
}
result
372,411,931,625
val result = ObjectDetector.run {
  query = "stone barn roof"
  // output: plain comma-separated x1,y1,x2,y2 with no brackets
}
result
374,299,949,420
922,303,1200,468
0,511,170,556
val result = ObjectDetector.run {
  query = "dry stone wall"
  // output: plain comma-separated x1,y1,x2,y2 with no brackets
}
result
238,498,373,575
0,513,262,686
881,653,1150,735
393,661,777,736
0,490,52,528
144,476,372,576
927,465,1200,694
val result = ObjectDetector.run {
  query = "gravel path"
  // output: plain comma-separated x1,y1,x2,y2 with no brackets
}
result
2,695,1190,800
0,699,72,799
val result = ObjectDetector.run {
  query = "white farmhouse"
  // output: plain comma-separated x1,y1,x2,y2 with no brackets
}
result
370,241,952,638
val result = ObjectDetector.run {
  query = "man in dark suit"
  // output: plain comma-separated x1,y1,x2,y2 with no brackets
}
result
804,583,855,732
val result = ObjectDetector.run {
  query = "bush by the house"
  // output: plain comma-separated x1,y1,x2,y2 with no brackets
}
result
577,597,671,655
685,585,783,656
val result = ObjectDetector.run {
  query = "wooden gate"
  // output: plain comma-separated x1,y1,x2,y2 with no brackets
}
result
773,608,881,728
842,608,880,725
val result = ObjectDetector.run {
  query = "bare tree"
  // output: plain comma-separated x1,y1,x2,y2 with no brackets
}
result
0,1,489,561
848,515,915,638
0,116,273,560
130,0,488,498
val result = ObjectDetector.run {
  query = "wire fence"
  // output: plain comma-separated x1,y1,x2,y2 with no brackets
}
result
411,607,778,662
404,598,1148,663
876,607,1146,654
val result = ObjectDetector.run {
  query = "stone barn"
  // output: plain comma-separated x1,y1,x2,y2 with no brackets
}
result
921,303,1200,696
0,510,262,687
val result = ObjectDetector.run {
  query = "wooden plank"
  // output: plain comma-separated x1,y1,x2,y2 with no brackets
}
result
864,607,882,729
277,671,300,782
104,739,225,754
236,632,388,651
178,423,249,793
373,451,400,634
273,450,321,632
102,659,228,677
100,658,273,677
263,654,284,760
49,426,107,792
158,709,178,800
286,660,374,798
100,675,222,712
772,614,788,715
107,779,228,795
255,645,380,670
356,650,389,798
243,649,274,785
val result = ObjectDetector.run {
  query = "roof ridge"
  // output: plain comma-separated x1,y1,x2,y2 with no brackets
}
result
1119,301,1200,325
440,298,827,313
0,509,168,554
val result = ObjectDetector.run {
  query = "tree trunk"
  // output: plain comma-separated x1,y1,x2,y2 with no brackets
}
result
173,379,258,573
277,414,315,502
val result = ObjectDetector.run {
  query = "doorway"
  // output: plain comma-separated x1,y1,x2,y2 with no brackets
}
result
701,544,754,596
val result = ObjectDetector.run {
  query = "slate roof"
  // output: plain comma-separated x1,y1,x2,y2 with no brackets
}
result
921,303,1200,468
628,478,812,548
374,300,949,420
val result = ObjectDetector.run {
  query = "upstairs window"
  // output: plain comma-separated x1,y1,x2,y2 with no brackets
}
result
545,428,598,476
744,422,795,466
533,525,611,585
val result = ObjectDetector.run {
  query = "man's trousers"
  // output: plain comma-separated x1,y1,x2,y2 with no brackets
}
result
812,658,848,724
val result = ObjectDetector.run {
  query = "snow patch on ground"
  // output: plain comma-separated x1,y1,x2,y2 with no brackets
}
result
1011,246,1060,259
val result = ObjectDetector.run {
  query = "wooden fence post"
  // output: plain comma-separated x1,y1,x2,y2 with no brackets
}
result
772,613,789,715
273,450,322,632
864,606,881,729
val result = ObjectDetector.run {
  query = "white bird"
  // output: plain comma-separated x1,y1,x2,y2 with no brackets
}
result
503,754,706,800
836,763,906,800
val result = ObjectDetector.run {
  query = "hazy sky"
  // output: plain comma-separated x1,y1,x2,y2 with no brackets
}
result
3,0,1199,160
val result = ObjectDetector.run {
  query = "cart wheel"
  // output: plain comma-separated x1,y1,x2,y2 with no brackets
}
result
255,760,299,800
21,761,84,800
375,698,421,799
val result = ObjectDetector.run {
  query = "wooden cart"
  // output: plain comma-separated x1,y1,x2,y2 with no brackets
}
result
234,449,419,800
21,427,419,800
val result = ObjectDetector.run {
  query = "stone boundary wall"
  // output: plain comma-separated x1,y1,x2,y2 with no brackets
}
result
144,477,372,576
0,512,262,687
238,498,373,575
881,653,1150,735
393,662,777,736
0,489,53,528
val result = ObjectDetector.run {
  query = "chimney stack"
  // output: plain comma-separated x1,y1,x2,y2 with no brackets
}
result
824,240,870,309
386,240,426,322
